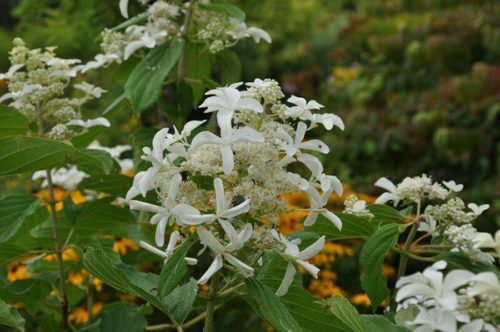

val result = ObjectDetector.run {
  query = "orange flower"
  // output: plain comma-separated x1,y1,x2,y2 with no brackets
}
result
44,248,79,262
350,294,371,307
33,188,86,211
7,265,29,282
68,303,103,325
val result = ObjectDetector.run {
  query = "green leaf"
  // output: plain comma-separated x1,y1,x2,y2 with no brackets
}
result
0,243,29,265
83,246,173,317
322,295,366,332
78,174,133,197
63,195,82,225
187,174,214,191
0,136,75,175
0,195,41,243
359,224,401,311
98,304,147,332
176,80,193,118
217,50,241,85
131,128,157,172
76,197,134,232
367,205,407,224
438,251,500,277
244,277,303,332
72,148,115,175
125,38,185,115
0,104,28,137
158,238,194,298
306,213,376,240
184,42,212,105
361,315,411,332
199,2,245,21
163,278,198,324
0,298,25,331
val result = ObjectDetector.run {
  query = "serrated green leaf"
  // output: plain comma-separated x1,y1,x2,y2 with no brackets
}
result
78,174,133,197
0,195,41,243
187,174,214,191
163,278,197,324
244,277,303,332
306,213,376,240
361,315,411,332
184,42,212,105
158,238,194,298
125,38,185,115
63,195,82,225
0,136,75,175
176,80,193,119
0,104,28,137
359,224,401,311
367,205,407,224
98,304,147,332
217,50,241,85
199,2,245,21
0,298,25,331
322,295,366,332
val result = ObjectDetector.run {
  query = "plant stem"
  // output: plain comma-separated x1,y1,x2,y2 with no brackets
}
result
390,199,421,312
177,0,196,78
203,270,220,332
46,169,69,329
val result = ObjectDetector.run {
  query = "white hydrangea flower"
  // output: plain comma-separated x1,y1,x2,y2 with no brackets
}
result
303,184,342,229
32,166,88,191
443,180,464,193
66,117,110,128
286,95,344,130
473,230,500,258
140,231,198,265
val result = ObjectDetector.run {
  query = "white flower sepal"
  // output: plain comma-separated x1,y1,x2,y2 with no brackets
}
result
285,95,344,131
473,230,500,257
123,26,167,60
0,83,42,103
139,232,198,265
66,117,110,128
196,223,254,284
467,203,490,216
271,230,325,296
74,82,107,98
374,177,399,205
303,185,342,230
190,110,264,175
443,180,464,193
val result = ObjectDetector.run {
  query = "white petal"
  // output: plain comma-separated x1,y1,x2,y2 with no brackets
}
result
155,217,168,247
246,27,272,43
182,120,206,137
297,236,325,260
313,113,344,131
172,203,216,225
276,262,296,297
119,0,129,18
66,119,86,127
237,223,253,243
220,145,234,175
321,210,342,231
374,177,396,193
296,259,320,278
223,253,254,278
218,219,242,250
190,131,220,150
214,178,226,215
236,97,264,113
375,193,398,204
220,199,250,219
287,95,307,108
299,139,330,154
129,200,163,214
297,153,323,178
139,240,166,258
168,173,182,201
196,226,224,253
303,211,319,227
294,122,308,145
198,254,223,284
232,126,265,143
185,257,198,265
166,230,180,254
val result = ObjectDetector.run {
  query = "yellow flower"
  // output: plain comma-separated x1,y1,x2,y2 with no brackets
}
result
382,264,396,277
350,294,371,307
105,236,140,255
7,265,29,282
33,188,86,211
68,270,89,286
44,248,79,262
68,303,103,325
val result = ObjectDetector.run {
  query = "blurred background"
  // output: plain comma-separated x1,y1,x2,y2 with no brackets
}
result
0,0,498,328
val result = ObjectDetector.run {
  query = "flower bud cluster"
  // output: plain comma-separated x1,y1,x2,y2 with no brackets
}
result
343,194,374,219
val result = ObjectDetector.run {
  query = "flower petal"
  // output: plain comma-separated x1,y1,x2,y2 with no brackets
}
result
297,236,325,260
214,178,226,214
276,262,296,297
155,217,168,247
220,199,250,219
198,254,223,284
220,144,234,175
223,253,254,278
321,210,342,231
196,226,224,253
296,259,320,278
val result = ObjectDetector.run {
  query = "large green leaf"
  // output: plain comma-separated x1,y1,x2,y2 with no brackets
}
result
184,42,212,105
0,104,28,137
367,205,407,224
361,315,411,332
199,2,245,21
78,174,133,197
82,246,173,317
256,255,354,332
322,296,366,332
131,128,156,172
158,238,194,298
125,38,185,115
72,148,115,175
244,277,303,332
0,195,41,243
0,298,25,331
98,304,147,332
0,136,75,175
306,213,376,240
217,50,241,85
0,243,29,265
163,278,198,324
359,224,402,311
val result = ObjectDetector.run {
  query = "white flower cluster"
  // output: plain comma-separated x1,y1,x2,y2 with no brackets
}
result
0,38,109,139
85,0,271,71
396,260,499,332
127,79,344,295
343,194,374,219
375,175,494,262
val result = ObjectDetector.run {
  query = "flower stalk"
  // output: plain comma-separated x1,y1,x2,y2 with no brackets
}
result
204,270,220,332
